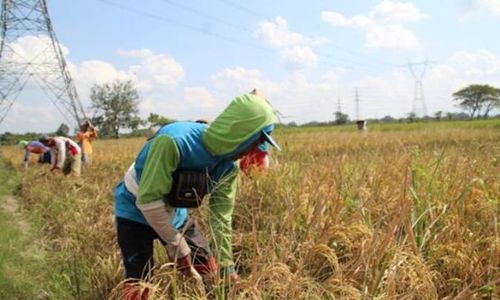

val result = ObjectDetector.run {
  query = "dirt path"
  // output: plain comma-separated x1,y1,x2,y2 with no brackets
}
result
0,158,40,298
0,194,30,234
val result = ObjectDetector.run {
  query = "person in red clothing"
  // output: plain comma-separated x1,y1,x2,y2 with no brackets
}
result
39,135,82,176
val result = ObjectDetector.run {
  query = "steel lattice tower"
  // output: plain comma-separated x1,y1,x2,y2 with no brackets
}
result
0,0,86,126
407,59,434,117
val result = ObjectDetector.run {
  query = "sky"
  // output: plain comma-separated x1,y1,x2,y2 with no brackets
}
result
1,0,500,133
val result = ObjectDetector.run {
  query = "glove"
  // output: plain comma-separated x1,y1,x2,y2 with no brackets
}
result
176,254,203,282
221,265,240,284
195,256,219,285
194,256,219,275
122,283,149,300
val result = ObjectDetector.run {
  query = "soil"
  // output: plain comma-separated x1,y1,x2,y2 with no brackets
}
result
0,195,30,234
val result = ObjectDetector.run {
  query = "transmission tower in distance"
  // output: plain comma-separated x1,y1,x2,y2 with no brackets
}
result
406,59,435,117
354,87,367,131
0,0,86,126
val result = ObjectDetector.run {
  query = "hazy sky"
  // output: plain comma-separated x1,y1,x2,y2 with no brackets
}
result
1,0,500,133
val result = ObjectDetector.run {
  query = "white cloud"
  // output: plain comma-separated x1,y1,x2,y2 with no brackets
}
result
254,16,324,70
209,49,500,123
1,100,64,133
125,50,185,92
210,67,269,95
368,1,428,23
254,16,309,48
210,66,343,123
479,0,500,14
454,0,500,15
3,34,500,133
352,49,500,117
0,36,187,132
182,87,217,109
280,46,318,70
321,1,427,49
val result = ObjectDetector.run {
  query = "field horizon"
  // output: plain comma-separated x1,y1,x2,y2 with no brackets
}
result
0,120,498,299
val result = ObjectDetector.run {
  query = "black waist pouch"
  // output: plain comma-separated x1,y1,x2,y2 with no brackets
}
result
163,170,208,208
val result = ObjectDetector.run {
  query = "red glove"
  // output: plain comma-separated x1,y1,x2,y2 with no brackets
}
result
194,256,218,275
122,283,149,300
176,254,203,281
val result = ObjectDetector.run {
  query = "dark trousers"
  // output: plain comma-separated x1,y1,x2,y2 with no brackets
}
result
116,217,212,280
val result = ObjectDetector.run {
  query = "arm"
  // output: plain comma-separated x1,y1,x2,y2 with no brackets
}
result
136,136,191,258
52,139,65,170
89,128,97,139
23,149,30,167
208,166,238,270
76,132,84,144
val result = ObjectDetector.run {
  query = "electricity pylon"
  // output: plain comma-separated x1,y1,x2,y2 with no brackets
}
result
0,0,86,126
406,59,434,117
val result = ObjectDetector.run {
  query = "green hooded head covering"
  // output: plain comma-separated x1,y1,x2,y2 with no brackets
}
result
203,93,277,156
18,140,29,149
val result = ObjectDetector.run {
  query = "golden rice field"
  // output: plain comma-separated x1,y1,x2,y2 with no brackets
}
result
1,123,499,299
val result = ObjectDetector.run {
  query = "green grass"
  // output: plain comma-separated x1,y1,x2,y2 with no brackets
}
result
0,210,35,299
0,158,53,299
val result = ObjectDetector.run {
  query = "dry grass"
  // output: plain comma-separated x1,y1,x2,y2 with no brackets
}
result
0,125,499,299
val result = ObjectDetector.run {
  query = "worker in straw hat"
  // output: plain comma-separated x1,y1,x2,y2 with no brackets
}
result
114,89,281,297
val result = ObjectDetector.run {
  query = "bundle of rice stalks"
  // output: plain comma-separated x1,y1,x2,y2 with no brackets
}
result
249,262,330,299
375,249,438,299
428,242,478,296
302,243,341,282
89,252,123,299
107,263,207,300
325,223,373,264
322,277,362,300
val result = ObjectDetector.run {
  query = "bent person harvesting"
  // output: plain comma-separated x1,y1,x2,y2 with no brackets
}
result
113,90,280,297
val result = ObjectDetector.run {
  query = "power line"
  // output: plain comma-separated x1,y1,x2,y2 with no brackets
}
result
95,0,398,74
217,0,267,19
96,0,270,53
157,0,253,33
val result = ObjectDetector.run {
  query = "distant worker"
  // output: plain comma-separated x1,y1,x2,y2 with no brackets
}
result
114,89,280,298
19,140,50,168
39,136,82,176
76,120,97,165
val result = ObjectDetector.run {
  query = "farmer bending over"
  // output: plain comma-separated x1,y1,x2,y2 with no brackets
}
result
114,90,280,295
39,135,82,177
19,140,50,168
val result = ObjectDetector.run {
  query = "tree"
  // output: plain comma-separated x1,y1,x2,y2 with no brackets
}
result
381,115,395,123
147,113,174,127
452,84,500,119
333,111,349,125
90,80,141,138
406,112,417,123
55,123,70,136
434,111,443,121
